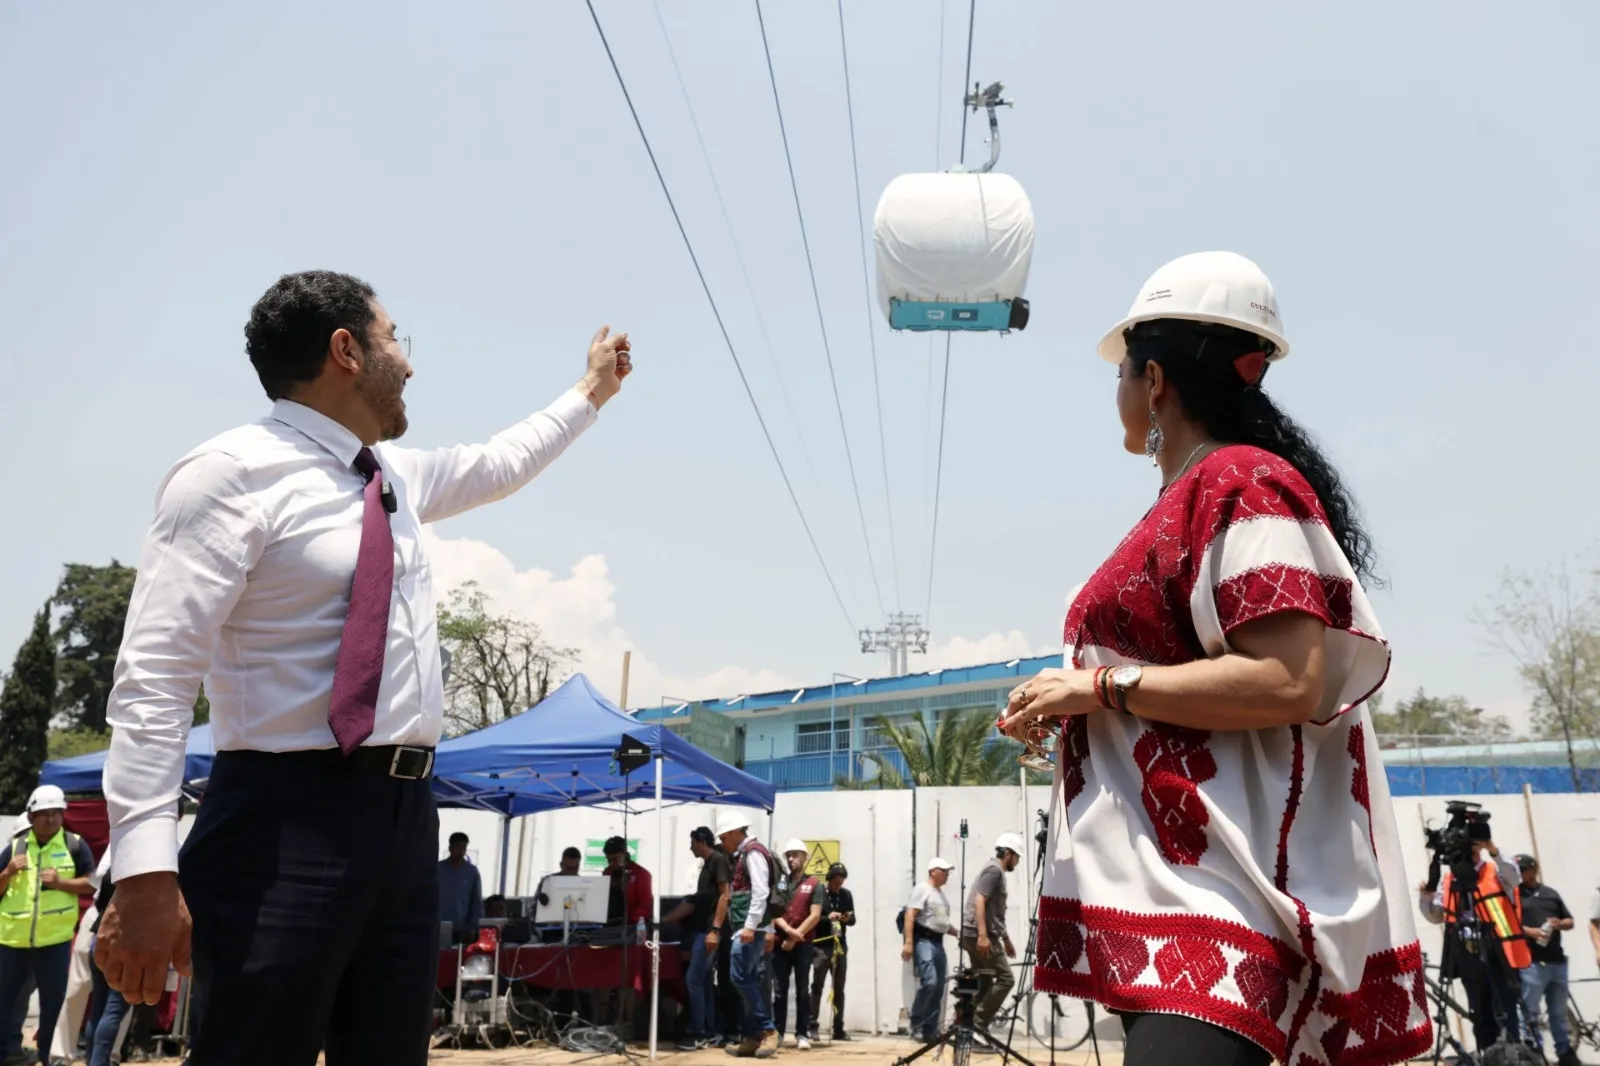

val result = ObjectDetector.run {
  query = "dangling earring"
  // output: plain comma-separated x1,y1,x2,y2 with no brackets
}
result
1144,409,1163,465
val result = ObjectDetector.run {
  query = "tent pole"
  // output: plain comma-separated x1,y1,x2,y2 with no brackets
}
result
498,813,512,896
650,754,664,1061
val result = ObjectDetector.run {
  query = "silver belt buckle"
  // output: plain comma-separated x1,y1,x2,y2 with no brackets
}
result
389,746,435,780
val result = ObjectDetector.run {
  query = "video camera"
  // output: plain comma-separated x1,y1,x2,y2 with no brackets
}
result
1423,800,1492,882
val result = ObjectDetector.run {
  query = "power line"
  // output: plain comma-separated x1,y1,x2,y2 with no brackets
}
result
835,0,902,614
648,0,849,580
583,0,857,638
924,0,978,627
754,0,887,621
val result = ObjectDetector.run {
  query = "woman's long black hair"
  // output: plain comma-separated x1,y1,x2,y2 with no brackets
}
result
1124,319,1381,587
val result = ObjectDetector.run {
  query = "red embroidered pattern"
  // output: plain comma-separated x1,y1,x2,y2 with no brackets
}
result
1035,898,1430,1066
1133,723,1217,865
1214,564,1355,634
1348,722,1376,857
1275,725,1305,892
1058,716,1090,806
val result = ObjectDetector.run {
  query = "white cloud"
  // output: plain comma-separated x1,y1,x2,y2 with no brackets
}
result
918,630,1059,672
422,529,795,707
422,531,1059,709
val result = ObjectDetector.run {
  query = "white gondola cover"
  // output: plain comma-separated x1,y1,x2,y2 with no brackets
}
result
873,171,1035,319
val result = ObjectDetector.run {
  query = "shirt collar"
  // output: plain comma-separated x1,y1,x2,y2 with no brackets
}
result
270,400,364,468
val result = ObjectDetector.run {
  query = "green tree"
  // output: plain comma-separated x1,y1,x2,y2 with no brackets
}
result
1479,563,1600,790
1369,688,1513,746
841,709,1022,788
0,609,59,813
47,728,113,761
437,582,578,736
52,561,136,731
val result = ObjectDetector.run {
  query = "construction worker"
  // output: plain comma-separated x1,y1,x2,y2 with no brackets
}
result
1418,834,1529,1052
0,786,96,1066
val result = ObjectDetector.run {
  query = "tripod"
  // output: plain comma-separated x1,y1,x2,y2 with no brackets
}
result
893,821,1037,1066
1424,855,1541,1066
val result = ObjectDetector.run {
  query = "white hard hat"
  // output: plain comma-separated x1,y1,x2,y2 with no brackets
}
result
781,838,808,856
26,785,67,814
994,832,1024,855
1096,251,1290,365
715,809,752,838
928,857,956,871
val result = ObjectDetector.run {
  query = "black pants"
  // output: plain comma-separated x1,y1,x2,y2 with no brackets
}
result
0,943,71,1063
1453,946,1523,1050
1118,1011,1272,1066
808,939,847,1037
178,749,439,1066
715,930,743,1041
771,942,812,1038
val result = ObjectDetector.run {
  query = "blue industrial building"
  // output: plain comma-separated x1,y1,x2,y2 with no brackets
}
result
631,654,1600,796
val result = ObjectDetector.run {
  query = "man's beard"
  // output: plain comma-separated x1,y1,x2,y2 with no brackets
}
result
357,349,409,440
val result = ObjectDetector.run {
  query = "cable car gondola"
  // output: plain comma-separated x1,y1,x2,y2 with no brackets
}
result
873,82,1033,333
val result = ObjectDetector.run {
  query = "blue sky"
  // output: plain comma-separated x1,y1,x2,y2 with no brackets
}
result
2,1,1596,720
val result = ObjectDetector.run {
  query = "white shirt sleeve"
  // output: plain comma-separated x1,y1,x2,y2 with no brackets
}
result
394,390,597,525
744,847,770,932
1589,887,1600,923
104,451,265,880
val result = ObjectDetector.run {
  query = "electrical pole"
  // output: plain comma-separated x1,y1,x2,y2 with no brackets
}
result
859,612,929,677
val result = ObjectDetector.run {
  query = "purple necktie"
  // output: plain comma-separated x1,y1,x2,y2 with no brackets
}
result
328,447,394,755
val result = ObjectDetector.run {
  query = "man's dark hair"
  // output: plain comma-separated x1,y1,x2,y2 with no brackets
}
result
562,846,582,861
449,832,469,846
603,835,628,856
690,827,715,846
245,270,379,401
827,863,848,880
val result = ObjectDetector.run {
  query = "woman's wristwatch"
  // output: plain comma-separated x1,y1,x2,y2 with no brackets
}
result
1108,665,1143,714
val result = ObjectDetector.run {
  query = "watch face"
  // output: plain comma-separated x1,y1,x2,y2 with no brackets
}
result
1111,665,1142,687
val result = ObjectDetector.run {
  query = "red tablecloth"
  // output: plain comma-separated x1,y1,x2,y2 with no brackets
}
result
438,943,687,1003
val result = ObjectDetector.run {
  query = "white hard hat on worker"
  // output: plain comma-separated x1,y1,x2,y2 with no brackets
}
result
1097,251,1290,365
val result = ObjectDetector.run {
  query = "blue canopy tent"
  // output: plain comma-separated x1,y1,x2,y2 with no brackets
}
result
431,673,775,815
432,673,772,1059
40,724,216,796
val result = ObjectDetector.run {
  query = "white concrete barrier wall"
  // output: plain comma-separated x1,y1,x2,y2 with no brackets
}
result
440,786,1600,1035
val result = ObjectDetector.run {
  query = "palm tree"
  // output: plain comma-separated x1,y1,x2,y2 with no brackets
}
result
840,708,1026,788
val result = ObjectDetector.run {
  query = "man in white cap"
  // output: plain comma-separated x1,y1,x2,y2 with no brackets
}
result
0,786,96,1065
772,840,821,1050
960,833,1021,1039
715,811,778,1058
903,857,957,1042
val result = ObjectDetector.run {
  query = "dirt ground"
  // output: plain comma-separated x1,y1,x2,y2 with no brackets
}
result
422,1036,1124,1066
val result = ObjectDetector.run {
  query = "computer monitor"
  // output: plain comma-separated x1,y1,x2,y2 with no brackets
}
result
533,875,609,926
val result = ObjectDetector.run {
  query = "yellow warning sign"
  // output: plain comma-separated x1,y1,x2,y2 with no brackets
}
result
802,839,839,878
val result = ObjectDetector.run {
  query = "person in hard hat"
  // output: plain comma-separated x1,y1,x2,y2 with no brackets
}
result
0,786,96,1066
771,840,821,1050
903,857,957,1042
807,863,853,1043
960,835,1020,1036
998,252,1424,1066
715,811,778,1058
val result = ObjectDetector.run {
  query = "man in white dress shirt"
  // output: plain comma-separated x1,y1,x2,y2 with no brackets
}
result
93,270,630,1066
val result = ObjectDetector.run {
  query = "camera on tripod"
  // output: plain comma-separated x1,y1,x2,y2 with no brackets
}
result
952,968,982,1001
1424,799,1492,868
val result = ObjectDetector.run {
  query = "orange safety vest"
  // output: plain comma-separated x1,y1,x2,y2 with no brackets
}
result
1441,862,1531,969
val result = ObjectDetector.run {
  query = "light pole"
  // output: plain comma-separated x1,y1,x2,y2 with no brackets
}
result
831,673,865,782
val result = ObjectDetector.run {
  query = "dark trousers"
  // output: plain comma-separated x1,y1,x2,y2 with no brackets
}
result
178,749,439,1066
1454,947,1523,1050
809,939,847,1037
4,972,33,1057
715,929,743,1040
958,937,1013,1029
1119,1010,1272,1066
0,942,72,1063
771,942,812,1038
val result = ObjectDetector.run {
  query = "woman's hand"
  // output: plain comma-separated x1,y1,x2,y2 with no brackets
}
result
997,668,1098,737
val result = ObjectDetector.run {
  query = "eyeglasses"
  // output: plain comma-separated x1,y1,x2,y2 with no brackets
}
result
399,335,412,360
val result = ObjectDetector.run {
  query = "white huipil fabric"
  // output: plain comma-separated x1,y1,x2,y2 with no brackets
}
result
1034,445,1429,1066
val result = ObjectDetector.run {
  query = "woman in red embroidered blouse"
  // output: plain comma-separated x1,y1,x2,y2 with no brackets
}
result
999,252,1428,1066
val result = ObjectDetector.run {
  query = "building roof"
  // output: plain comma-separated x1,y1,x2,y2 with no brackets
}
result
632,652,1065,721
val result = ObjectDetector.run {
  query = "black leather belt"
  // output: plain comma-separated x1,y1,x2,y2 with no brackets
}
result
347,744,435,780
